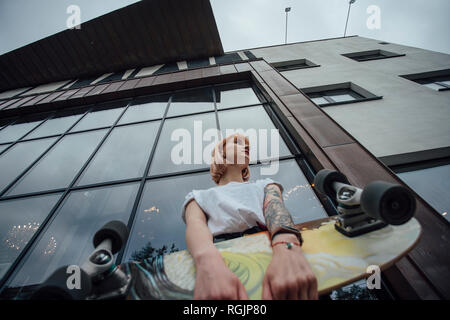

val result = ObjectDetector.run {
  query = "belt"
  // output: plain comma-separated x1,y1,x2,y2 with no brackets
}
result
213,223,267,243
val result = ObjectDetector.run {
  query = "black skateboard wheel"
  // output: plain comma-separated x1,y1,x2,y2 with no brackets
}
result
361,181,416,225
31,266,92,300
93,220,129,254
314,169,350,199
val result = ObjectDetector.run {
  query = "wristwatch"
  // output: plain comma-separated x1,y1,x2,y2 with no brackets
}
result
271,225,303,246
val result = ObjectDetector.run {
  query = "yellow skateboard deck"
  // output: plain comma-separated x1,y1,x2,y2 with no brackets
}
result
160,216,421,299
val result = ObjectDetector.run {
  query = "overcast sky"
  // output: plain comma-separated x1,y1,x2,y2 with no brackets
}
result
1,0,449,56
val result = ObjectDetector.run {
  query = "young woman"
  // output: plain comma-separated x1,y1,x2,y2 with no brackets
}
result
181,133,318,300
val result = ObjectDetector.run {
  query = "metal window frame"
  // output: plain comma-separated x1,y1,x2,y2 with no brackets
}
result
342,49,405,62
420,79,450,91
400,69,450,92
271,58,320,72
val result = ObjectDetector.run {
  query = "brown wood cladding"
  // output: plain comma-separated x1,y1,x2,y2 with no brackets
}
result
0,59,448,299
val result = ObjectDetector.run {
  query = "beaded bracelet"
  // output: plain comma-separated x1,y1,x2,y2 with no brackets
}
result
271,241,301,249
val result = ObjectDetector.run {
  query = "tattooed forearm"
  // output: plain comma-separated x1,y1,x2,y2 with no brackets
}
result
263,184,295,237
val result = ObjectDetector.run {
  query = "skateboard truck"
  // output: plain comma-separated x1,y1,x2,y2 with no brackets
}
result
314,169,416,237
31,221,131,300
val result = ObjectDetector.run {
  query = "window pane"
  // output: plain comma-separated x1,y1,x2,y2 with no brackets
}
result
0,137,57,193
218,105,291,162
6,129,107,196
423,82,445,91
0,144,10,153
0,118,14,129
123,172,215,261
70,104,125,132
0,116,47,144
311,97,329,105
397,164,450,222
77,122,160,186
118,95,169,125
153,62,179,75
215,83,261,109
277,63,308,71
25,110,85,140
328,94,356,103
249,159,328,223
7,183,139,292
166,87,215,117
0,193,61,281
149,112,218,175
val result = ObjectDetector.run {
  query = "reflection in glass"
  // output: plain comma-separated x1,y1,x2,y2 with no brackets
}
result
0,193,61,281
0,118,13,130
7,129,107,196
0,116,47,144
0,138,57,193
149,112,218,176
215,83,260,110
397,164,450,222
123,172,215,261
249,159,327,223
77,122,160,186
70,105,125,132
118,95,169,125
8,183,139,289
218,105,291,162
25,111,85,139
166,87,215,117
0,144,10,154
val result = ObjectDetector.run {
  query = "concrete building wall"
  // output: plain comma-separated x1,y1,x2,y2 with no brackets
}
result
249,36,450,158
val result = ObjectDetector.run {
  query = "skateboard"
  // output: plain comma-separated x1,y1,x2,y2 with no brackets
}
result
31,169,421,300
115,216,420,300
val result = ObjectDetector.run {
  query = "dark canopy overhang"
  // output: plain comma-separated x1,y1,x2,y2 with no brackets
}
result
0,0,223,92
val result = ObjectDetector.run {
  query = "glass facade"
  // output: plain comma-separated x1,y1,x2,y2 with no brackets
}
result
0,80,330,298
307,89,364,106
397,164,450,222
0,194,62,280
9,183,139,288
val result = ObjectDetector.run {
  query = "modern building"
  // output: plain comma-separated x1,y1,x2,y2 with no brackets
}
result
0,0,448,299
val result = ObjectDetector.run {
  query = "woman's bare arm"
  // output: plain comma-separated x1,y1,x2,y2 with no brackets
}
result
185,199,218,262
185,199,248,300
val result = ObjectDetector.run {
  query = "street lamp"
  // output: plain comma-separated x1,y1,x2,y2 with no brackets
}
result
344,0,356,37
285,7,291,44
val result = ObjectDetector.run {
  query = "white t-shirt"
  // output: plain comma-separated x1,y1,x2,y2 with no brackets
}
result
181,178,284,236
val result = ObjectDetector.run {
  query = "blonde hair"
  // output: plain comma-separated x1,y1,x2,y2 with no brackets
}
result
210,133,250,185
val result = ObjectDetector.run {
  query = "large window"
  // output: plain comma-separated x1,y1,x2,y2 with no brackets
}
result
302,82,382,107
0,81,330,298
